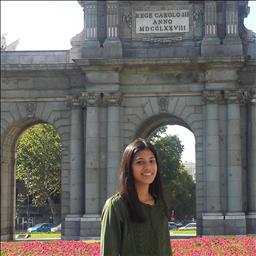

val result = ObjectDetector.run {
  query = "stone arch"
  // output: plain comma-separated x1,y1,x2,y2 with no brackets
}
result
134,113,198,220
0,102,71,241
121,95,204,233
135,113,192,138
122,95,203,143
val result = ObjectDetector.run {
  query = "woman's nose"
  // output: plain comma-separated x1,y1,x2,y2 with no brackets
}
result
143,161,151,168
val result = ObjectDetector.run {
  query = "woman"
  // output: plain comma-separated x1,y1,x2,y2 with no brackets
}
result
100,138,172,256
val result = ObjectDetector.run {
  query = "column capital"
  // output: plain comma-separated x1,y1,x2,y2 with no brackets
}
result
203,90,222,104
81,92,103,107
66,96,83,109
224,90,243,104
105,92,122,106
249,89,256,105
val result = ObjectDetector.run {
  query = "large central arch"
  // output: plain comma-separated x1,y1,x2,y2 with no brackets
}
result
122,97,204,232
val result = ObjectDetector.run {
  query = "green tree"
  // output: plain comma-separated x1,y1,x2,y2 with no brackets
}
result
150,127,196,221
166,166,196,221
16,123,61,224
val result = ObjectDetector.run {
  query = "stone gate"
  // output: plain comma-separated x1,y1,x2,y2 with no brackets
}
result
1,1,256,240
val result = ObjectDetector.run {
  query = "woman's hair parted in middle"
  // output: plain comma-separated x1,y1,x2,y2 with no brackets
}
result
119,138,169,222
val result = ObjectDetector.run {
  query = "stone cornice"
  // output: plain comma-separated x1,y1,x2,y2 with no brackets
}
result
2,57,255,73
73,56,248,68
1,63,77,72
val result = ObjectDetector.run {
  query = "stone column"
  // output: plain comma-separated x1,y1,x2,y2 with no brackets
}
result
202,91,224,235
64,96,84,240
204,1,218,38
103,1,122,57
80,92,101,238
105,93,122,197
106,1,119,40
81,1,101,57
225,1,239,36
224,90,246,235
223,1,242,55
84,1,99,43
201,1,220,56
69,97,84,214
247,90,256,233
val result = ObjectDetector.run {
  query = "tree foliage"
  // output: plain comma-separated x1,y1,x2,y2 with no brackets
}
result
16,123,61,223
150,126,196,221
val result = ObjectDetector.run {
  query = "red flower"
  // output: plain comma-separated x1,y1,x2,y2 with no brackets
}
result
0,236,255,256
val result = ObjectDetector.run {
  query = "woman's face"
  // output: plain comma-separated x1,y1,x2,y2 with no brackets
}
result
131,148,157,187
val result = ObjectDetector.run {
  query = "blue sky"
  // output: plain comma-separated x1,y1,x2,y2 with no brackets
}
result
1,1,256,51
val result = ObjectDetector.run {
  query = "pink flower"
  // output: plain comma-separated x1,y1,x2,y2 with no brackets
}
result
0,236,255,256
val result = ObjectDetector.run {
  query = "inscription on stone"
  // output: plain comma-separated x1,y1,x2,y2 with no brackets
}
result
136,10,189,34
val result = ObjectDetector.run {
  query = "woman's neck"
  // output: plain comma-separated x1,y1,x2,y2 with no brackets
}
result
135,183,154,205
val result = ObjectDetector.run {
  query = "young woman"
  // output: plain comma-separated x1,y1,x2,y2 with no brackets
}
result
100,138,172,256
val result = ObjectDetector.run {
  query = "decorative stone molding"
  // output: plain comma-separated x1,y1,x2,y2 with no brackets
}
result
81,92,102,107
203,1,218,38
158,97,169,112
247,30,256,43
239,90,251,105
106,1,119,39
193,9,203,22
141,37,183,44
25,102,36,118
122,13,132,29
66,96,83,109
224,90,243,104
84,2,98,41
202,90,222,104
225,1,239,37
105,92,122,106
249,89,256,104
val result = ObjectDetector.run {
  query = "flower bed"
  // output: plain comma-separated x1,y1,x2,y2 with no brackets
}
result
172,236,256,256
0,236,255,256
0,240,99,256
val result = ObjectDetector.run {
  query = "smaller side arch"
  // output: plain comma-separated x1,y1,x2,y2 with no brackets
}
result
0,117,68,241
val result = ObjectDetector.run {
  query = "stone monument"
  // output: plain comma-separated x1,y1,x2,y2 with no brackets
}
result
1,1,255,240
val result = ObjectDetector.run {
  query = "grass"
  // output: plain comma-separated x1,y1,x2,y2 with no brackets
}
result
170,229,196,235
16,232,61,239
15,230,195,239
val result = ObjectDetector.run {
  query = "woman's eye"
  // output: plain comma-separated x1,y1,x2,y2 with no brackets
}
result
135,159,156,165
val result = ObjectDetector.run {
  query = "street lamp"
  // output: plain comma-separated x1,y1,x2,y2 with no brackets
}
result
26,171,31,228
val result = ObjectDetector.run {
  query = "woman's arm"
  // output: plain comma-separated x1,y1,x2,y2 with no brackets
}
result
100,198,122,256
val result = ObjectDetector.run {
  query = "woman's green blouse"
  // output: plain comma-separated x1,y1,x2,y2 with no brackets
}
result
100,193,172,256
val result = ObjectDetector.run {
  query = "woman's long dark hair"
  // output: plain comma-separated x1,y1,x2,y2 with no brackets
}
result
119,138,169,222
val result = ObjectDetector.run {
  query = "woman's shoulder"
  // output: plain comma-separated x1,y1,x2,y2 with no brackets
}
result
104,193,126,209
